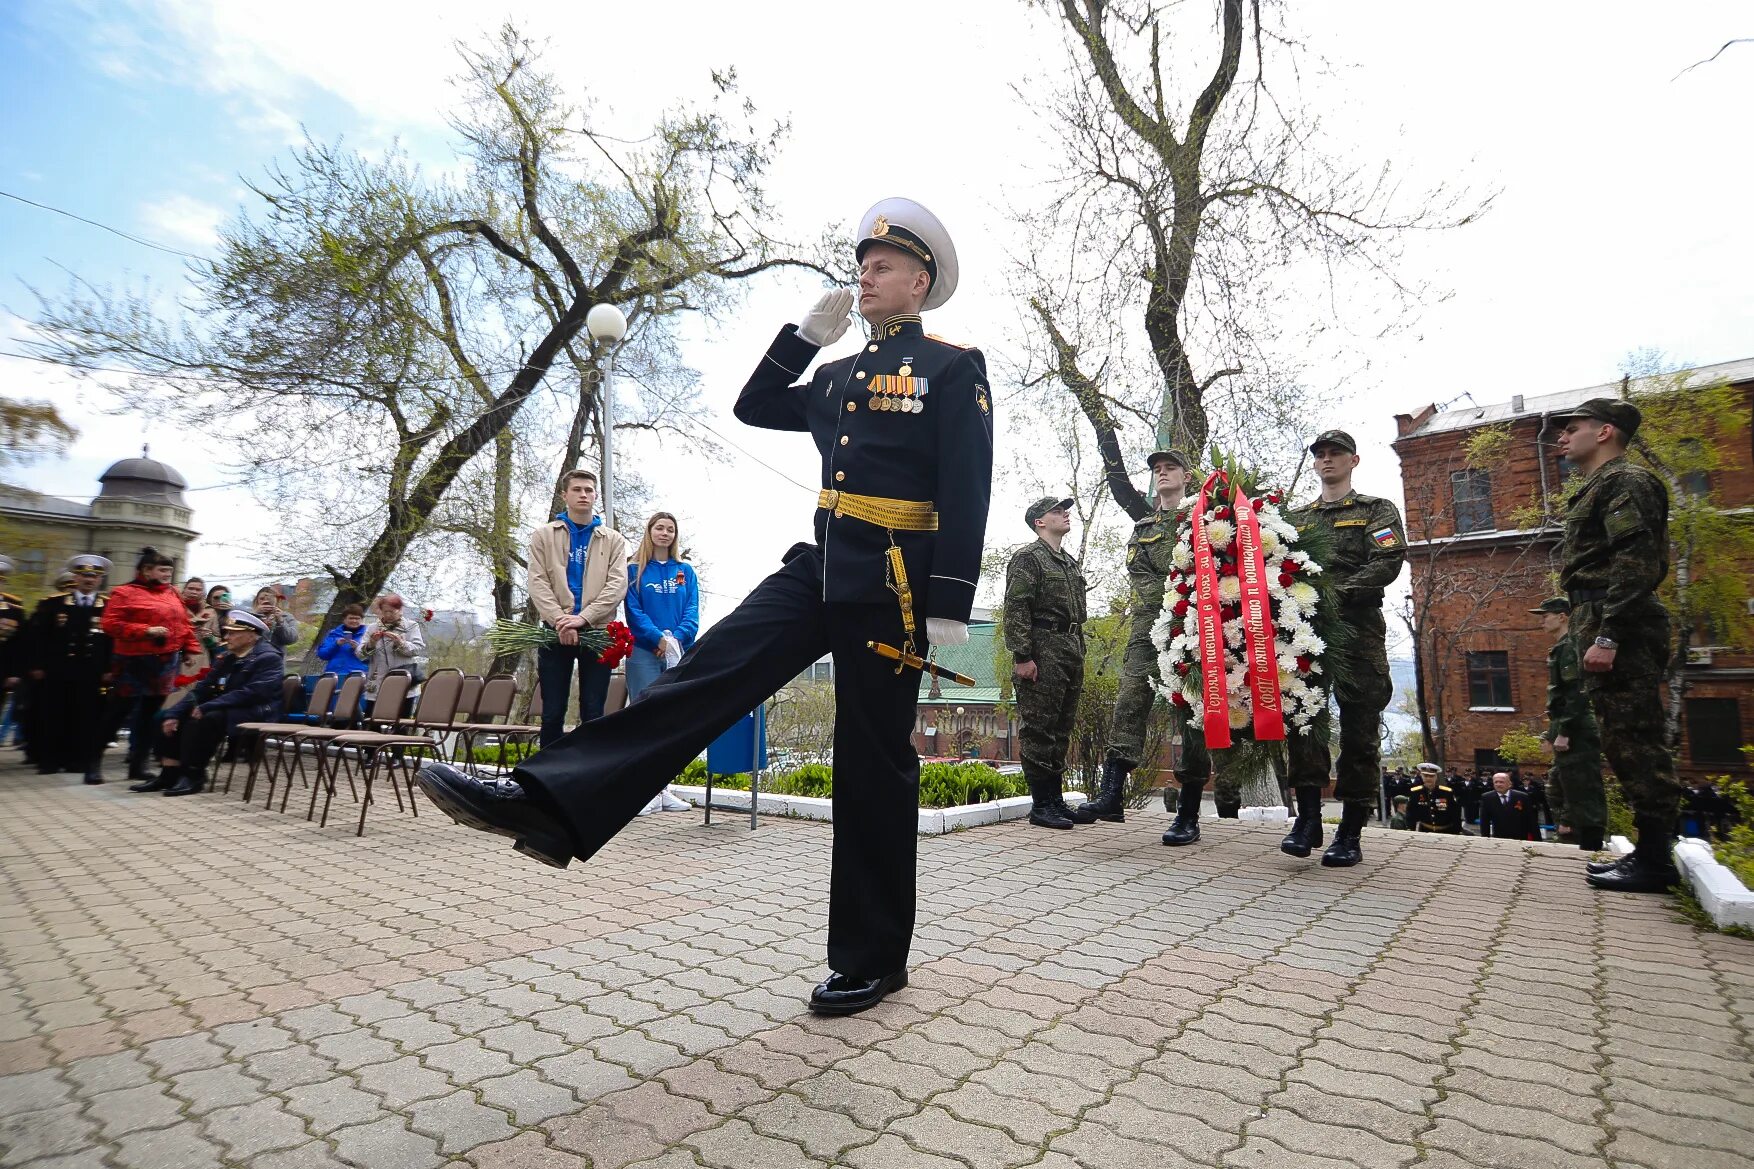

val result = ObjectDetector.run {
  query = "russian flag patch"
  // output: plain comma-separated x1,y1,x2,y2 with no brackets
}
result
1372,527,1399,548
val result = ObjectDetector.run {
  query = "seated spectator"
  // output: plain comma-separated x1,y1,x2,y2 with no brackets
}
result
251,586,300,649
316,604,371,680
145,610,285,796
1479,771,1543,840
360,594,426,707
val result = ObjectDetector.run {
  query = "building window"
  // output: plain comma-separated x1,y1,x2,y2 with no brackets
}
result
1451,469,1494,534
1686,697,1743,765
1677,438,1711,498
1466,650,1512,709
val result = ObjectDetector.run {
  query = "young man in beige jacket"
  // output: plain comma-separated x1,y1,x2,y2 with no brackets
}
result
526,470,630,744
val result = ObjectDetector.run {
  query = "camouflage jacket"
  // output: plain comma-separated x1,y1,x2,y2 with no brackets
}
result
1125,504,1183,615
1288,490,1407,606
1559,455,1669,641
1003,539,1086,660
1544,631,1597,743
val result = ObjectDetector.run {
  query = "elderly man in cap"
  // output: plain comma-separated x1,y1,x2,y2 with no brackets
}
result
418,197,992,1015
1285,429,1406,866
20,556,112,777
143,608,284,796
1005,496,1089,829
1532,596,1606,849
1404,762,1462,834
1548,399,1683,892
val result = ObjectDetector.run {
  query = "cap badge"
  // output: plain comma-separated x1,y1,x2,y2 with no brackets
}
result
871,215,890,237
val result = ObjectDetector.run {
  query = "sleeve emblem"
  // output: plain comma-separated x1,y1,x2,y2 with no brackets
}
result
1372,527,1400,548
976,385,990,414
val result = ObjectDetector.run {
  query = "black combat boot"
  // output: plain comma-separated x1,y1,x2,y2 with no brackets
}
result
1321,803,1371,867
1585,848,1634,876
1575,827,1605,852
1080,758,1129,823
1059,791,1098,824
1280,787,1325,857
165,768,207,797
131,766,180,793
1161,780,1204,846
1027,773,1074,830
1586,818,1680,893
1214,799,1242,819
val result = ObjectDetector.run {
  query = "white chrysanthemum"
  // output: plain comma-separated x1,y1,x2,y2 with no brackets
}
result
1292,628,1326,656
1289,581,1319,607
1217,576,1242,605
1227,704,1249,729
1151,609,1179,650
1204,518,1234,548
1172,542,1193,570
1260,528,1282,555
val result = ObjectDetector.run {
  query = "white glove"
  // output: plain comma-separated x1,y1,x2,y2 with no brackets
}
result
796,288,854,348
927,619,969,647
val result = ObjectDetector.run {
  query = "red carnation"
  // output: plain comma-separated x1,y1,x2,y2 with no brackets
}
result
1176,581,1193,596
1284,560,1302,574
597,620,636,668
1278,573,1294,587
1171,692,1190,708
1172,599,1190,616
1220,561,1237,576
1296,655,1313,672
1173,661,1190,676
1252,498,1264,511
1267,492,1284,504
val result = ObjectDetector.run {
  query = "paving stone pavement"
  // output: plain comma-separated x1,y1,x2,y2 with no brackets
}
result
3,755,1752,1168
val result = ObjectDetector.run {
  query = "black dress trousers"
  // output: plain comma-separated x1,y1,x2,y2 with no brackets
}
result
514,543,922,980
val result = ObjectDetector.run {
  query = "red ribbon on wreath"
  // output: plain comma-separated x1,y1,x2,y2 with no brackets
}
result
1192,470,1287,747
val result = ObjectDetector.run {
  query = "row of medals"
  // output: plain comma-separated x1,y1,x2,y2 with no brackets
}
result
870,364,924,413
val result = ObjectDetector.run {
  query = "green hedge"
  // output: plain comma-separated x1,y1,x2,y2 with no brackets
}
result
470,742,539,765
673,759,1025,809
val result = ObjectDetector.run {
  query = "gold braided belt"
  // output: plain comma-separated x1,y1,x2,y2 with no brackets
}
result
816,489,938,531
816,489,938,667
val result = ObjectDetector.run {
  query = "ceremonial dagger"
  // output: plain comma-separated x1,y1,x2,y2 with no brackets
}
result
867,641,977,687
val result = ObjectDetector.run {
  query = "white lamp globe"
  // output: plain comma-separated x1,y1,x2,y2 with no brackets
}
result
585,303,628,342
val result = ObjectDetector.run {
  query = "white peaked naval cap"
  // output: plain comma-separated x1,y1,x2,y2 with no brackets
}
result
855,197,959,311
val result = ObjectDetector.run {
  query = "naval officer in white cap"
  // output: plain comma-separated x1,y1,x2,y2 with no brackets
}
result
419,197,994,1015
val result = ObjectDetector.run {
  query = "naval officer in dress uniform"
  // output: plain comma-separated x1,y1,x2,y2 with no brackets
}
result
419,198,994,1016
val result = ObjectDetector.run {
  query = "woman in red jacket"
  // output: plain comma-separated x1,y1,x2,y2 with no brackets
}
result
94,548,200,785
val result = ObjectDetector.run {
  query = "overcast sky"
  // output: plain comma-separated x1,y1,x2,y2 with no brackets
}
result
3,1,1750,638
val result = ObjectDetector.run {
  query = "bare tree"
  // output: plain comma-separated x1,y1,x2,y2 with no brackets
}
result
1018,0,1485,519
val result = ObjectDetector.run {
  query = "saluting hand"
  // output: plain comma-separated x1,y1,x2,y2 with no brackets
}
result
797,288,854,348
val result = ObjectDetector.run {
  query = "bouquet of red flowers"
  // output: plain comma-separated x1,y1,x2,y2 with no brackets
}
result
485,619,635,668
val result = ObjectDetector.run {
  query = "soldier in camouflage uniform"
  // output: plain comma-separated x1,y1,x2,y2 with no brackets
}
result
1531,597,1607,851
1549,399,1683,893
1005,497,1089,830
1285,430,1406,868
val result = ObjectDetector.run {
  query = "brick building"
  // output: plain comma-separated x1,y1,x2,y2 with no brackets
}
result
1393,356,1754,781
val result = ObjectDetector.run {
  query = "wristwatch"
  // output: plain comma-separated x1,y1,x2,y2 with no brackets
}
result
1593,636,1618,650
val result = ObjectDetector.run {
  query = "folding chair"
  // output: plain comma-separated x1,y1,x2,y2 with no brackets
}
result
322,670,465,835
451,675,543,771
455,675,483,723
230,673,338,801
297,673,409,819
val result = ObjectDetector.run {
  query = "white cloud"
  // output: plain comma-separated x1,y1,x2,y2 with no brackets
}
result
137,194,225,250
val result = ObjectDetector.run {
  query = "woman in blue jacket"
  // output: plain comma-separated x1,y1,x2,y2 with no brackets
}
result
316,604,371,679
624,512,699,702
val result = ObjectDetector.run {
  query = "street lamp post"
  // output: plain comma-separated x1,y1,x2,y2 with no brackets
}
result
585,303,628,527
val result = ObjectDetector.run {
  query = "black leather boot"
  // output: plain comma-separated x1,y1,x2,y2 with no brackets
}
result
1027,773,1074,830
131,766,180,794
1280,787,1325,857
1321,804,1370,867
1587,819,1680,893
1214,799,1242,819
1585,848,1634,875
1161,780,1204,846
165,768,206,797
1080,758,1129,823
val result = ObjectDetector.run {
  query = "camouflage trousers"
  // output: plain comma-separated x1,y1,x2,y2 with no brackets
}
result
1168,707,1242,804
1104,608,1239,799
1287,605,1392,808
1547,733,1607,832
1572,598,1683,823
1015,630,1083,781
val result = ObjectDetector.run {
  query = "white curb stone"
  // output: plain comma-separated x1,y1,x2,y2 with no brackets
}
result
667,785,1087,836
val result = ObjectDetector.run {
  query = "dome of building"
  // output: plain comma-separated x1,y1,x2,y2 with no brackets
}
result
96,447,190,507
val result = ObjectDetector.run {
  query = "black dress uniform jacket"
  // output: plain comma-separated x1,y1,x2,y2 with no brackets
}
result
24,592,112,682
734,314,994,622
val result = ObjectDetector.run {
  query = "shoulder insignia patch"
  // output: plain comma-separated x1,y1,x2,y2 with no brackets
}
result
926,333,972,350
1372,527,1400,548
976,385,990,415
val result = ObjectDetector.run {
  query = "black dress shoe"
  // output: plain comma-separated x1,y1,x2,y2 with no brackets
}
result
131,770,179,793
164,773,205,796
83,771,105,785
1585,852,1633,875
416,762,572,869
808,969,908,1016
1586,855,1680,893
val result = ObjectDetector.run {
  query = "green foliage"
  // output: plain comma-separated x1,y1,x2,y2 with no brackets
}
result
1713,778,1754,891
1603,772,1636,841
1496,725,1549,766
1462,422,1513,470
919,762,1027,806
677,758,708,784
470,742,538,765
